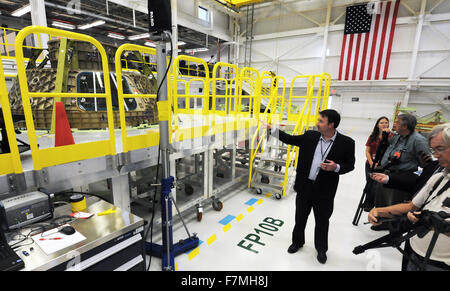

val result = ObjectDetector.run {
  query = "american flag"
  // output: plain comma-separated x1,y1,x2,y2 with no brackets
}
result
338,0,400,81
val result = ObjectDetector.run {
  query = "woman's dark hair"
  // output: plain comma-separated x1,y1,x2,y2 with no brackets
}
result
369,116,389,142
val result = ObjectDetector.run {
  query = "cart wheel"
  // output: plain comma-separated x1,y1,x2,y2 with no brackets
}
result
212,199,223,211
261,175,270,184
275,193,282,200
185,184,194,196
196,205,203,222
255,188,262,195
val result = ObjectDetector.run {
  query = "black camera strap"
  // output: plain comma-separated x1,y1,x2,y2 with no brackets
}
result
419,175,450,212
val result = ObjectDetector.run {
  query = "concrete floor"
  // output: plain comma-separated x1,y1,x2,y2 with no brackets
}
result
145,128,404,271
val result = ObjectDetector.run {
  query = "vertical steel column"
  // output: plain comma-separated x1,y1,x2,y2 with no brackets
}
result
156,38,174,271
403,0,427,106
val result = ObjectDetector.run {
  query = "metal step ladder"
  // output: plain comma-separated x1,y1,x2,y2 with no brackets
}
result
249,129,296,199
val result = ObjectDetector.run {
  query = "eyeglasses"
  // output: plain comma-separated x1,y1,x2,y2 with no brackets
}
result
429,146,448,155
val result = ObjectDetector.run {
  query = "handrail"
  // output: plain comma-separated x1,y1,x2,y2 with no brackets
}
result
0,57,23,175
172,55,210,139
15,26,116,170
115,43,160,153
248,96,274,188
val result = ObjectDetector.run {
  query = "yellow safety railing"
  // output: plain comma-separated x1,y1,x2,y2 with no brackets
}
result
0,59,23,175
172,55,210,142
247,72,331,197
237,67,260,119
15,26,116,170
0,26,55,63
247,71,282,188
211,62,239,135
115,43,161,152
248,96,274,188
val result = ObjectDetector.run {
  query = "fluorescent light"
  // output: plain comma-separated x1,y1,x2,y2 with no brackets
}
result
184,47,209,54
128,33,150,41
144,41,156,48
178,41,186,46
108,32,125,40
78,20,106,30
11,4,31,17
52,21,75,30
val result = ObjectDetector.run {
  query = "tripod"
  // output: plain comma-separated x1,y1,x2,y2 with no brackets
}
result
353,210,450,270
352,131,390,226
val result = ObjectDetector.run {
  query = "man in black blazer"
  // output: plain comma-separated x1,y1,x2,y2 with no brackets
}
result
264,109,355,264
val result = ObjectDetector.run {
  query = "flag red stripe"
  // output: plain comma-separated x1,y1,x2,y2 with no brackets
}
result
359,32,370,80
375,1,391,80
367,2,383,80
339,34,347,80
383,0,400,79
352,33,362,80
345,34,354,80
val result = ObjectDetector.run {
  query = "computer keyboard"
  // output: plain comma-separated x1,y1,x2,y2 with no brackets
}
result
0,241,25,271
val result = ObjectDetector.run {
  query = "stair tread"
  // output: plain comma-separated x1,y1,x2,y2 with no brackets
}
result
255,167,285,178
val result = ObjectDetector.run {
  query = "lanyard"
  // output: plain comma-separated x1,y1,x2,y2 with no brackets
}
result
320,138,334,161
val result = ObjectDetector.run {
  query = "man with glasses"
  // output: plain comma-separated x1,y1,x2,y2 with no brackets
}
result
368,114,430,230
368,123,450,271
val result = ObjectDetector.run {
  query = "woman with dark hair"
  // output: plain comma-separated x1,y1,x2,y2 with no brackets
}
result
363,116,393,211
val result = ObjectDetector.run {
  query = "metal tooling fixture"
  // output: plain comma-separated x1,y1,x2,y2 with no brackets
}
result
146,34,199,271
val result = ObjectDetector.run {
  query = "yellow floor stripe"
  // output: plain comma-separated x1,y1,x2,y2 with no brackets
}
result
247,206,254,213
223,223,231,232
207,234,217,245
236,213,244,221
257,199,263,205
188,247,199,261
175,263,179,271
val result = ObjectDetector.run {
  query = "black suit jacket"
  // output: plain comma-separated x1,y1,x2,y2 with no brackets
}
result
277,129,355,198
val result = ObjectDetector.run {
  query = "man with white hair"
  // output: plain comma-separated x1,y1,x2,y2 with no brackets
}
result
368,123,450,271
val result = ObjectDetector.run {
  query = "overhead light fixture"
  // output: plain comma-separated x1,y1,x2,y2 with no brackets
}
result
128,33,150,41
144,41,156,48
108,32,125,40
78,20,106,30
178,41,186,46
185,47,209,54
11,4,31,17
52,21,75,30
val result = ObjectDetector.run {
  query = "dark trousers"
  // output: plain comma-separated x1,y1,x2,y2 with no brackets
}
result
292,180,335,253
363,163,375,208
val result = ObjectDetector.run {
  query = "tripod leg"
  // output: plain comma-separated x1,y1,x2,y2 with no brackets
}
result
353,233,395,254
352,191,366,226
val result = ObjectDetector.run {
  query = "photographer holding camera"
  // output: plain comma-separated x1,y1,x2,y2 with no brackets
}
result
368,123,450,271
369,114,430,230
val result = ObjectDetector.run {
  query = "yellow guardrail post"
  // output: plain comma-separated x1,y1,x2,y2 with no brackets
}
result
0,58,23,175
15,26,116,170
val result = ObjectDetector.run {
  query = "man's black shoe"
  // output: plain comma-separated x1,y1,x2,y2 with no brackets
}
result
317,252,327,264
371,223,389,231
287,243,303,254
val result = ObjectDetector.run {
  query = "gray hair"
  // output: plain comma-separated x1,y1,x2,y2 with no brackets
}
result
428,123,450,145
398,114,417,132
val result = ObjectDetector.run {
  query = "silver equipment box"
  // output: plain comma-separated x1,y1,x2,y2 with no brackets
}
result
0,191,53,231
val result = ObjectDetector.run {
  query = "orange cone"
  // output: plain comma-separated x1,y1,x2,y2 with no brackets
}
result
54,101,75,147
